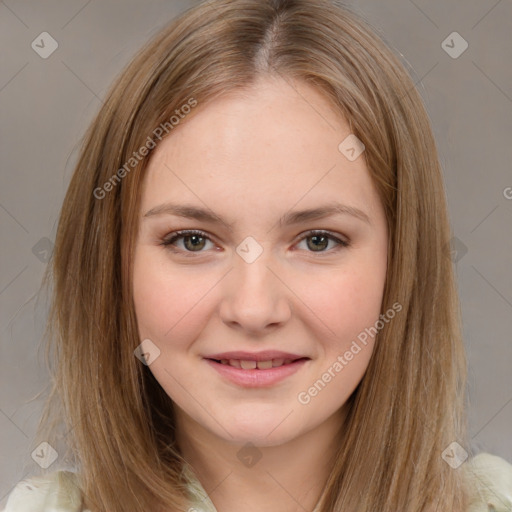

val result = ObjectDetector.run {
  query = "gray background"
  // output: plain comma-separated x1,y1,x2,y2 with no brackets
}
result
1,0,511,504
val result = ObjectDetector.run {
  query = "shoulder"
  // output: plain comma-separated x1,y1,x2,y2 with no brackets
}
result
461,452,512,511
2,466,214,512
1,470,88,512
181,463,218,512
5,455,510,512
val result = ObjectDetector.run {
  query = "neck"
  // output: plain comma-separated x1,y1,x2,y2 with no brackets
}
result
175,408,346,512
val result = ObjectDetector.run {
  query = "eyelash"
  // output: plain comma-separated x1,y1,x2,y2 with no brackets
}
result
159,229,350,256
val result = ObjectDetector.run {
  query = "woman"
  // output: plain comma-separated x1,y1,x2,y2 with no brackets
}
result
3,0,511,511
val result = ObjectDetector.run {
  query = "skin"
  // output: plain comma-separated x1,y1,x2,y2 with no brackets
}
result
133,74,388,512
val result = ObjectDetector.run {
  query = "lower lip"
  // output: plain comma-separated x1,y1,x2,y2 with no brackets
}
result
205,359,309,388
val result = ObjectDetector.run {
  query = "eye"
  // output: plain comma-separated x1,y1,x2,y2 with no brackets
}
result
160,229,349,256
160,230,216,253
294,230,350,254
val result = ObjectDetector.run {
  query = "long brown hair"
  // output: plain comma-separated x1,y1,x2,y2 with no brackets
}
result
36,0,469,510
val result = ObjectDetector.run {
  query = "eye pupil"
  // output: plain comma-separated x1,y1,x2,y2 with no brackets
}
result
307,235,328,251
184,235,205,251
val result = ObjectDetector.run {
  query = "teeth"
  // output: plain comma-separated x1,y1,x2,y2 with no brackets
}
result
217,358,297,369
256,360,273,370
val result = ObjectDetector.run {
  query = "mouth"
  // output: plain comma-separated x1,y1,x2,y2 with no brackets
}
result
203,352,310,388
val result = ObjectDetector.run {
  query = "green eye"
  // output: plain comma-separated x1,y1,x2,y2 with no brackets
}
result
160,229,350,256
306,234,330,251
296,231,349,253
161,230,214,252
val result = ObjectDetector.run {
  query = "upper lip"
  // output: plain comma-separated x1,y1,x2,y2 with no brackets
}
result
205,351,309,362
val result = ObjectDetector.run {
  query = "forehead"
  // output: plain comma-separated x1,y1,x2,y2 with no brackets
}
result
140,76,380,222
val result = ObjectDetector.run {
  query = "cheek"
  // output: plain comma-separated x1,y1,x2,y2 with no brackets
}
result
298,259,386,347
132,249,210,344
295,265,385,412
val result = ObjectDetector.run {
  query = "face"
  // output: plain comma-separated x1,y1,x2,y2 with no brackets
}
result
132,75,388,447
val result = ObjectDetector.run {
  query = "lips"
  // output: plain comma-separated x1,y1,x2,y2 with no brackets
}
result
205,357,309,388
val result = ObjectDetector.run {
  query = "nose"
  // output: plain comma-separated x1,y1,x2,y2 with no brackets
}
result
218,250,292,335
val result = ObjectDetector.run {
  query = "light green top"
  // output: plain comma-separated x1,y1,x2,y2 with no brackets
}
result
2,453,512,511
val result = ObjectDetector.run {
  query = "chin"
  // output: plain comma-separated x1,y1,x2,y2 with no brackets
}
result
213,413,301,447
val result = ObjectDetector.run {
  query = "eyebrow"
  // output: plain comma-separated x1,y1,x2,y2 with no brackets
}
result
143,202,371,228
